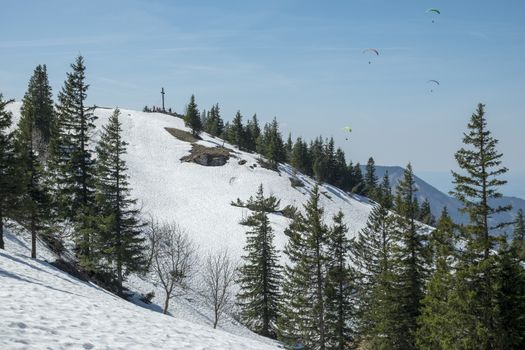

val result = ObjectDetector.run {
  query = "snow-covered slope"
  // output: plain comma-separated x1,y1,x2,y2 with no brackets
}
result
0,230,279,350
3,102,376,346
7,102,373,260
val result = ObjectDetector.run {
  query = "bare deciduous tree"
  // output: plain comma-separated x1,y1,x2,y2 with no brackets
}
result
145,215,161,272
153,222,196,314
202,249,238,329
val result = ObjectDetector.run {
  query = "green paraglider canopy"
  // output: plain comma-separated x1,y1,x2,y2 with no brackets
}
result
343,126,352,140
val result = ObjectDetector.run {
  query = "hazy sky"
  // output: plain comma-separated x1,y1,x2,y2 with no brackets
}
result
1,0,524,197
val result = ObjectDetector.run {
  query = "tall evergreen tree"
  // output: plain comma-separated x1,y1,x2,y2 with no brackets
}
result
350,191,398,346
416,208,460,349
325,211,356,350
513,209,525,260
16,92,52,259
237,184,282,338
352,162,364,195
205,104,224,137
94,108,146,294
183,94,202,137
0,95,16,250
230,110,245,149
20,65,54,160
279,185,329,350
378,171,394,209
364,157,378,200
493,240,525,349
418,199,435,226
449,103,511,349
392,163,428,350
49,56,97,262
257,119,286,168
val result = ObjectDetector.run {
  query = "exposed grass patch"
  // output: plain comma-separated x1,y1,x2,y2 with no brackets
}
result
180,144,235,166
165,127,201,143
290,177,304,188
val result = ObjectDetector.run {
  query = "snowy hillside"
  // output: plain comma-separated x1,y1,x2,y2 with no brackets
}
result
2,102,377,347
7,102,373,260
0,231,279,350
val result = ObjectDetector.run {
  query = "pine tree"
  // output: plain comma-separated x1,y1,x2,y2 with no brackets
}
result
0,95,16,250
349,192,398,346
15,92,52,259
237,184,282,338
257,119,286,168
19,65,54,160
95,108,146,294
324,138,336,183
49,55,97,263
333,148,348,190
378,171,394,209
364,157,378,200
392,163,428,349
205,104,224,137
512,209,525,260
325,211,356,350
418,199,435,226
230,110,245,149
279,185,329,350
416,208,460,349
450,103,511,349
352,162,364,194
493,240,525,349
183,94,202,137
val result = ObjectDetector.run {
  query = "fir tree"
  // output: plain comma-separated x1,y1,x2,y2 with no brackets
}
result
392,163,428,350
349,193,398,346
183,94,202,137
0,95,16,250
378,171,394,209
493,240,525,349
257,119,286,168
279,185,329,350
325,211,356,350
450,103,511,349
512,209,525,260
324,138,336,183
95,108,146,294
49,55,97,264
15,92,52,259
418,199,435,226
333,148,348,190
19,64,54,160
205,104,224,137
237,184,282,338
416,208,460,349
364,157,378,200
245,114,260,152
352,162,364,194
230,110,245,149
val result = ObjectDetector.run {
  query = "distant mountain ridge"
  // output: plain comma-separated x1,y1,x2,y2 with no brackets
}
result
368,165,525,232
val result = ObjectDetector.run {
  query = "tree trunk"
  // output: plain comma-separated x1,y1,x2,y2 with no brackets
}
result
0,207,4,250
213,308,219,329
163,294,170,314
31,215,36,259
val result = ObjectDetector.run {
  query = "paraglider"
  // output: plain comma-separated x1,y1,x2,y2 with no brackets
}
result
427,79,440,92
342,126,352,140
426,8,440,23
362,48,379,64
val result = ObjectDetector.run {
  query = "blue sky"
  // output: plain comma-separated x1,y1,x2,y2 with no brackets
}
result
1,0,524,197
